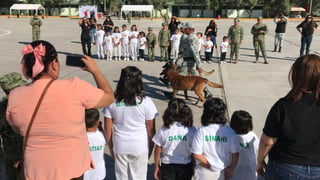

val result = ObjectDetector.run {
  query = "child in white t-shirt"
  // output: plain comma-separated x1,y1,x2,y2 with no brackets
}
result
94,24,105,59
84,108,106,180
197,32,204,60
220,36,229,64
121,24,130,61
203,35,214,63
153,98,197,180
103,31,113,60
170,28,181,63
230,110,259,180
192,98,240,180
138,31,146,61
112,26,122,61
129,25,139,61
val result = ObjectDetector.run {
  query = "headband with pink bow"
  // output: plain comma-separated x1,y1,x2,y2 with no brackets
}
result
21,43,46,79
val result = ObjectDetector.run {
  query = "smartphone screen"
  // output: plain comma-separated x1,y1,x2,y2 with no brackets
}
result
66,55,85,67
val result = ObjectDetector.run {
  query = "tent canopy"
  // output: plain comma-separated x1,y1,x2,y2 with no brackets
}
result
290,7,305,12
121,5,154,19
10,4,45,17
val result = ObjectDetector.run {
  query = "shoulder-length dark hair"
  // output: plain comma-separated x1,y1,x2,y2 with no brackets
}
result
301,15,317,29
285,54,320,103
22,40,57,80
114,66,144,105
230,110,253,134
162,98,193,128
201,97,227,126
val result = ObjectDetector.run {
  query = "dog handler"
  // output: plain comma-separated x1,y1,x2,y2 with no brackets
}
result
179,22,213,99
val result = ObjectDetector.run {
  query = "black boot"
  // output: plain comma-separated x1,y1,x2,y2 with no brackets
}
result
273,46,277,52
278,47,281,53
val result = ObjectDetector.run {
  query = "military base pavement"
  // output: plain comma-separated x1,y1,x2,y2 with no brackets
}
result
0,16,319,179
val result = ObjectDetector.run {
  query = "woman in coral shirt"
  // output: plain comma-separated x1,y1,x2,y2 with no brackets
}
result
6,40,114,180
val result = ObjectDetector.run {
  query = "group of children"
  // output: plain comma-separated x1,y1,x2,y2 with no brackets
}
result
93,24,146,61
83,97,259,180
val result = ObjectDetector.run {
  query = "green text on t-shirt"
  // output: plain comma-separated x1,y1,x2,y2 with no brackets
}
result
90,145,103,151
205,135,228,142
168,135,187,141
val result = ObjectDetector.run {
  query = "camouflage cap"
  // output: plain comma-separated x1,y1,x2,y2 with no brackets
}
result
180,22,186,28
148,27,153,31
185,22,195,29
257,16,263,20
0,72,28,93
234,18,240,22
162,22,168,26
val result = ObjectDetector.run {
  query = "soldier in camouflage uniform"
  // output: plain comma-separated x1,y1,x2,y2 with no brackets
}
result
158,23,171,62
228,18,244,64
30,14,42,41
0,72,27,180
179,22,213,98
251,16,269,64
146,27,157,61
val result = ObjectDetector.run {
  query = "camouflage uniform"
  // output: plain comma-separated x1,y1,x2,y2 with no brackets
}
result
228,19,244,63
146,28,157,61
251,17,268,64
0,73,27,180
30,15,42,41
158,23,171,62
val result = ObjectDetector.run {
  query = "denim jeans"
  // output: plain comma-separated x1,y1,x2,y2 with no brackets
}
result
300,35,313,56
266,160,320,180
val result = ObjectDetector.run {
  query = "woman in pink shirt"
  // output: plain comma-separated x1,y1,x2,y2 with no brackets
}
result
6,40,114,180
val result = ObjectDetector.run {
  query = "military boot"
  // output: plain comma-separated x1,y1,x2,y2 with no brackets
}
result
264,58,268,64
278,47,281,53
255,58,259,63
273,46,277,52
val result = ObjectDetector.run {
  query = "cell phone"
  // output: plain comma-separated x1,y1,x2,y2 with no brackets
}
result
66,55,85,67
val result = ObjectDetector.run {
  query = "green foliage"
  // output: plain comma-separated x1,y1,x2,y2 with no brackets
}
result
266,0,291,16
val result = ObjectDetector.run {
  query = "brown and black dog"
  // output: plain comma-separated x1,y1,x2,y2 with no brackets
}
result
161,63,223,103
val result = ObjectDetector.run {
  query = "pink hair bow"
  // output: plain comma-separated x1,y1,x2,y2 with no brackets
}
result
21,43,46,79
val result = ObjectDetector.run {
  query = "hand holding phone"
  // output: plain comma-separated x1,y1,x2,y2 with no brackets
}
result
66,55,85,67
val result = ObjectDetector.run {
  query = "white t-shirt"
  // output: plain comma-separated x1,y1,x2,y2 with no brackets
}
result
170,34,181,49
192,124,240,171
112,32,122,45
203,40,213,52
220,41,229,53
121,30,130,45
103,96,158,154
84,130,106,180
95,30,105,44
198,38,204,52
152,122,197,164
231,131,259,180
104,35,113,50
129,31,139,43
139,37,147,50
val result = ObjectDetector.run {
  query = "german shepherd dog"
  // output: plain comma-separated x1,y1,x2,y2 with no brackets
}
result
161,62,223,104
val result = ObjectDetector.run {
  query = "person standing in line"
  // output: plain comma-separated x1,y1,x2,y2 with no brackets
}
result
153,98,196,180
230,110,259,180
138,31,147,61
112,26,122,61
203,35,213,63
220,36,229,64
158,23,171,62
94,24,105,60
30,14,42,41
78,17,92,56
84,109,106,180
197,32,204,61
146,27,157,62
296,15,318,56
273,14,288,53
103,66,158,180
103,16,114,33
168,16,181,60
121,25,130,61
0,72,27,180
227,18,243,64
251,16,268,64
170,28,181,63
103,31,113,61
89,15,97,44
129,25,139,61
204,19,218,58
257,54,320,179
192,98,239,180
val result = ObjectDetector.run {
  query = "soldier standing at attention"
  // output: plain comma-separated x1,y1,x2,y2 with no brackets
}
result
251,16,268,64
146,27,157,61
228,18,244,64
30,14,42,41
158,23,171,62
180,23,213,99
0,72,27,180
273,14,288,53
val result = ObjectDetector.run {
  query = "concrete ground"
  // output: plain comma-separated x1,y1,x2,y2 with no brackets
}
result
0,16,319,180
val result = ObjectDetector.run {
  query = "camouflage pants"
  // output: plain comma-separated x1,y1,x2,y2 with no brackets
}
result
160,46,169,61
178,59,198,76
32,31,40,41
253,38,267,60
230,42,240,61
147,47,155,61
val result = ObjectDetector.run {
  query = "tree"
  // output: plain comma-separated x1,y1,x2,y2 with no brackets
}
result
265,0,291,17
243,0,258,18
